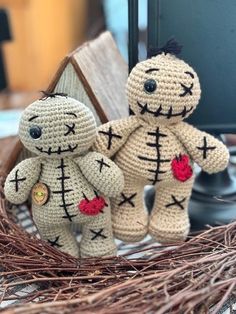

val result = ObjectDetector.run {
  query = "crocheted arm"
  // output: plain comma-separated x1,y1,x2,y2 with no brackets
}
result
93,116,140,157
4,158,41,204
75,152,124,197
172,122,229,173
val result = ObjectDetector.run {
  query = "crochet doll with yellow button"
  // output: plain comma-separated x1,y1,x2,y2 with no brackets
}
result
93,40,229,244
4,92,124,258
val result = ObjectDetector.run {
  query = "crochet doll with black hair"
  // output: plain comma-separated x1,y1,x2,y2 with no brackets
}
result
4,93,124,257
94,40,229,243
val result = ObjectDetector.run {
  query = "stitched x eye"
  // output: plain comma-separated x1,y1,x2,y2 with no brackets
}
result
179,83,193,97
64,123,75,136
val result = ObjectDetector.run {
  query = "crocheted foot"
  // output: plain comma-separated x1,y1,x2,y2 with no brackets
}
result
113,218,148,242
149,223,189,243
80,246,117,258
149,181,193,243
80,201,117,258
38,224,80,257
111,182,148,242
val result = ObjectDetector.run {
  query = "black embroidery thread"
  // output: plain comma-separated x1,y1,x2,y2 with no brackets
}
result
185,71,194,79
10,170,26,192
90,228,107,240
179,83,193,97
65,112,77,118
48,236,63,248
96,158,111,173
165,195,186,210
64,123,75,136
137,102,193,119
40,91,67,100
118,192,137,207
28,115,39,122
197,136,216,159
148,39,182,58
99,126,122,150
52,158,76,221
138,128,170,184
94,189,107,211
81,190,107,213
36,144,78,155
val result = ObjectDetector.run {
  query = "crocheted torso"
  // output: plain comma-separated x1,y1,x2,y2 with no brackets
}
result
32,157,103,225
115,124,193,184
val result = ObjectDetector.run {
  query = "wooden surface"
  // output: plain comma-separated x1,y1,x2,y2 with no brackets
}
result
72,31,129,121
48,31,129,124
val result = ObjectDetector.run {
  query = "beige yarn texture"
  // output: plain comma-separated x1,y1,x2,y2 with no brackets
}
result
4,96,124,257
94,53,229,243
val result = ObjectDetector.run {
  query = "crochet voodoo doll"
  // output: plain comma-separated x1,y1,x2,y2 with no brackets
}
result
4,93,124,257
94,40,229,243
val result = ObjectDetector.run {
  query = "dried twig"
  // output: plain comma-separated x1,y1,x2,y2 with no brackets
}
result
0,212,236,313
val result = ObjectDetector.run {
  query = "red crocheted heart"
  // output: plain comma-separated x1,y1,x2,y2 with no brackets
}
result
171,154,193,182
78,196,106,216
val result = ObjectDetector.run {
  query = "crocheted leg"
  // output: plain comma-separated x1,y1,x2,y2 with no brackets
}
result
80,200,116,258
37,224,79,257
149,179,194,243
111,178,148,242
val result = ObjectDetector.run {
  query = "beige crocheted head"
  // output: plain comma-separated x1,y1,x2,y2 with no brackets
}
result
19,94,96,158
127,52,201,124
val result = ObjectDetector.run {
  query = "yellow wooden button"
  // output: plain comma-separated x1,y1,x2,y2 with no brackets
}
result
32,182,49,206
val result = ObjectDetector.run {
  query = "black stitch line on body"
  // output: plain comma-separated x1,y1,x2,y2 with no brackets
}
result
196,136,216,159
81,190,106,213
138,156,171,163
10,169,26,192
138,128,170,185
118,193,137,207
98,126,122,150
90,228,107,240
52,158,76,221
48,236,63,248
165,195,186,210
93,190,106,212
147,130,167,137
95,158,110,173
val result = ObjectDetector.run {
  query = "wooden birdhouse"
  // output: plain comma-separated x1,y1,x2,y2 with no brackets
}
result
47,31,129,125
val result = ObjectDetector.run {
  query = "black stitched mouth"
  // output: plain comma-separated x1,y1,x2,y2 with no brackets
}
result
137,101,193,119
35,144,78,155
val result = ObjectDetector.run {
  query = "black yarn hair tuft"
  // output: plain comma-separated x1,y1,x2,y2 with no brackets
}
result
148,38,182,58
40,91,68,100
